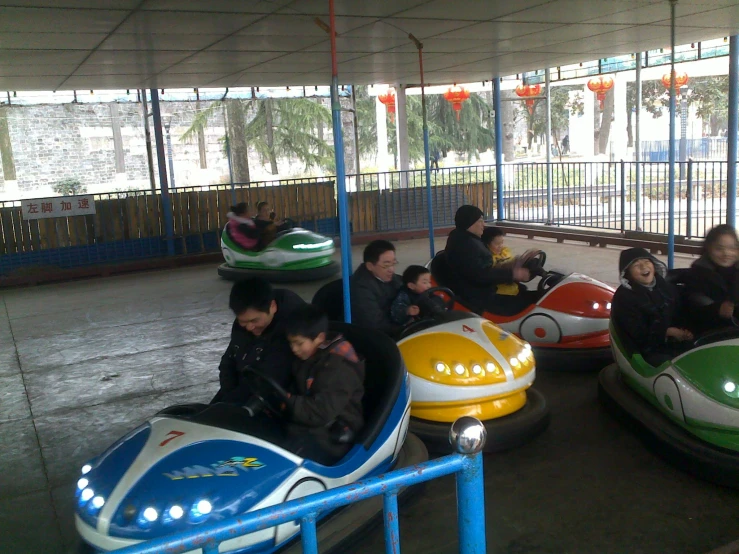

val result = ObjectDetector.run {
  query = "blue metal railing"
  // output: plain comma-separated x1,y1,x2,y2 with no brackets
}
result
2,159,738,280
113,446,486,554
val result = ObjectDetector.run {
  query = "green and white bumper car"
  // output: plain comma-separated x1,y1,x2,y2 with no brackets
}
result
218,224,339,283
599,323,739,487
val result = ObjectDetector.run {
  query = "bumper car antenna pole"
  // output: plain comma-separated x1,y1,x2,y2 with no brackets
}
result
328,0,353,322
667,0,677,269
410,33,436,258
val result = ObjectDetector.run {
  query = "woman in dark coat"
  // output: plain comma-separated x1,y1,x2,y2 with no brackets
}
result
445,205,531,315
683,224,739,334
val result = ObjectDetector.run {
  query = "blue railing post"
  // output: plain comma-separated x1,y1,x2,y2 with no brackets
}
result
300,515,319,554
383,491,401,553
149,88,175,256
667,0,677,269
687,158,694,238
494,77,504,221
727,35,738,226
329,0,353,323
620,159,626,232
410,34,435,258
450,416,487,554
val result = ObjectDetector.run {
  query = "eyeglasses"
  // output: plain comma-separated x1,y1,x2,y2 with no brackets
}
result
377,261,399,269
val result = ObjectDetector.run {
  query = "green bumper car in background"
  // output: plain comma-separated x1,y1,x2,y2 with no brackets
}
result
218,225,339,283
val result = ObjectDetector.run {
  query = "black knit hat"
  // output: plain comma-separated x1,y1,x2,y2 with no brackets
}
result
454,205,484,230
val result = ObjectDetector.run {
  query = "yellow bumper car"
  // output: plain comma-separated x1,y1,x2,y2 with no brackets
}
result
313,282,550,453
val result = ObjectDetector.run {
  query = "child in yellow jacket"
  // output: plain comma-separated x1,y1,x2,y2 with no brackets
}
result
481,226,520,296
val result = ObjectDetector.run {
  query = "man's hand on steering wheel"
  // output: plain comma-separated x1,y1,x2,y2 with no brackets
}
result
242,367,290,417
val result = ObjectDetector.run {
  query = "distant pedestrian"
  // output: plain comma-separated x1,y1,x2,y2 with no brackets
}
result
430,148,441,170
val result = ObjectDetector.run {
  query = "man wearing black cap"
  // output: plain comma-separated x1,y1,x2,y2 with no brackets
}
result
445,205,530,314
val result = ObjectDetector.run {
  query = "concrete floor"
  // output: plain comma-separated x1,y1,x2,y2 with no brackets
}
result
1,236,736,554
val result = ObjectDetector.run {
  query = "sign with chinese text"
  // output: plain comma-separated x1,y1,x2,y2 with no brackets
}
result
22,195,96,220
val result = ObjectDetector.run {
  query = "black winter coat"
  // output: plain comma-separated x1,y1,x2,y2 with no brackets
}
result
445,228,514,310
350,263,402,336
217,289,306,404
683,255,739,332
287,333,364,431
285,333,365,461
611,275,683,356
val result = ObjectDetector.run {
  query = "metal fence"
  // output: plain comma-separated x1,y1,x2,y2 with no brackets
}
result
112,444,486,554
0,160,736,278
641,137,727,161
504,160,732,239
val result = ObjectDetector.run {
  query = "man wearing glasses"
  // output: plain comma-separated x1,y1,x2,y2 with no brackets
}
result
350,240,403,336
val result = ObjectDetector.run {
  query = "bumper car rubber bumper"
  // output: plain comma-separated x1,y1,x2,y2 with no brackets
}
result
218,261,340,283
533,345,613,372
409,387,550,453
598,363,739,489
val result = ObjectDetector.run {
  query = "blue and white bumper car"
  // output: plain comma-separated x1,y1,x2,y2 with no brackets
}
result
74,324,426,553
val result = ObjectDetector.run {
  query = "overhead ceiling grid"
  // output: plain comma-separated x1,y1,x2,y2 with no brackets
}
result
0,0,737,91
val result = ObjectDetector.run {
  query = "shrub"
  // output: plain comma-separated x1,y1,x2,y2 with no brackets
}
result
53,178,87,196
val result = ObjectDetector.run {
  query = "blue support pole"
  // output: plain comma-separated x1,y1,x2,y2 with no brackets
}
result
329,0,353,323
383,491,401,553
299,516,319,554
456,453,486,554
150,88,175,256
411,34,435,258
728,35,739,226
494,77,504,221
667,0,677,269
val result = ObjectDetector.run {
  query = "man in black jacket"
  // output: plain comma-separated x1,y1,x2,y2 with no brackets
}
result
350,240,403,336
445,205,530,315
215,278,306,405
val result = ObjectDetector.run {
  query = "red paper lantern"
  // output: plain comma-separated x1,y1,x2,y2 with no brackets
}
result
515,83,541,114
587,75,614,109
662,71,689,95
378,88,396,122
443,85,471,120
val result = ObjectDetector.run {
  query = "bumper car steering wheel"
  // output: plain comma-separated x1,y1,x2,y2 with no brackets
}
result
417,286,456,313
242,367,290,417
520,250,547,280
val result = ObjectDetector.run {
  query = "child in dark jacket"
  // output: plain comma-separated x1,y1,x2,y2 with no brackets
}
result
683,224,739,333
284,305,365,465
611,248,694,366
390,265,446,326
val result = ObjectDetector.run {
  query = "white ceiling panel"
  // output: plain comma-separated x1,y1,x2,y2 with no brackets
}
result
0,0,737,90
207,35,322,52
395,0,552,21
0,49,88,65
0,32,106,49
0,6,126,33
83,50,192,65
117,10,264,35
142,0,294,13
99,34,223,51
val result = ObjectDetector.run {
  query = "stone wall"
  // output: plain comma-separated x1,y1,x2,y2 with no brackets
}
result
0,101,234,198
0,97,356,200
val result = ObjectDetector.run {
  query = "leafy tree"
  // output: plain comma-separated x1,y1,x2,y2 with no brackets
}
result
688,76,728,136
517,85,583,158
626,76,729,141
53,178,86,196
181,96,334,178
626,79,665,147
